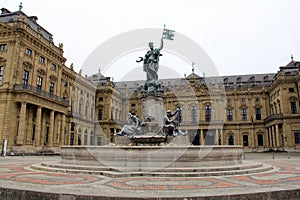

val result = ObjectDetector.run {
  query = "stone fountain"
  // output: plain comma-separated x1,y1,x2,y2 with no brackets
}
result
32,30,272,177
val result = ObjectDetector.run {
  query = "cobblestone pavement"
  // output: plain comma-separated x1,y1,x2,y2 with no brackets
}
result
1,152,300,199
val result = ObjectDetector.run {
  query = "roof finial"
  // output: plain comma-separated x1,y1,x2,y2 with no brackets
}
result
192,62,195,74
291,54,294,61
19,2,23,12
98,67,101,74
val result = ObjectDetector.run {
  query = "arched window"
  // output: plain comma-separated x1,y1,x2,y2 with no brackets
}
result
90,131,94,145
84,129,88,145
190,105,198,124
205,105,211,122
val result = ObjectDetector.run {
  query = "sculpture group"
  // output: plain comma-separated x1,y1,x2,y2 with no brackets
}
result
117,107,186,138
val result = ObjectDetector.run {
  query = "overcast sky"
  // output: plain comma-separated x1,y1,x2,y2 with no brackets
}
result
2,0,300,79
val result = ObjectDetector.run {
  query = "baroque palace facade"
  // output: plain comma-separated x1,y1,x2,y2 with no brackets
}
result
0,7,300,154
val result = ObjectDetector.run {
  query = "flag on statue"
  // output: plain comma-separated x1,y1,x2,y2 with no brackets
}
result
162,28,175,40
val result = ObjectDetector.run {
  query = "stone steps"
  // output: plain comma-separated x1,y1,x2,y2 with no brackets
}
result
31,161,273,177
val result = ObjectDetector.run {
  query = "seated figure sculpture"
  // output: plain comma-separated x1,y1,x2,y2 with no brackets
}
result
162,107,186,137
116,113,141,138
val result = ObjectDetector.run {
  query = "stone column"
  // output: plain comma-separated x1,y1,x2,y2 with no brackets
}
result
34,106,42,146
272,126,276,147
215,129,219,145
48,110,55,146
220,129,223,145
200,129,204,145
275,124,280,147
266,127,270,147
17,102,27,145
236,127,240,146
57,116,61,145
61,114,65,145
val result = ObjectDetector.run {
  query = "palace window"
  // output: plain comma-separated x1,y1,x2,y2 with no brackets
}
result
190,106,198,124
227,108,233,121
51,63,56,70
205,105,211,122
71,100,74,113
98,108,103,120
90,131,94,145
78,103,82,115
84,130,88,145
91,107,94,119
37,76,43,89
39,56,45,64
25,48,32,56
97,136,102,145
0,66,4,85
0,44,7,51
255,108,261,120
290,101,297,114
49,82,54,94
294,132,300,144
22,70,29,85
289,88,295,93
241,108,247,121
85,105,88,118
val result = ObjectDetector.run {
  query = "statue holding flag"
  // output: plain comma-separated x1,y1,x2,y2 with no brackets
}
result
137,25,175,93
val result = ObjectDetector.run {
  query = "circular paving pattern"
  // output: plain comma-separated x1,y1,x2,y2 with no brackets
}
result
1,153,300,199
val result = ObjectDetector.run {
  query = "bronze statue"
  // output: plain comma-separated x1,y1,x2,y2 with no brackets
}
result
162,107,186,137
116,113,141,138
137,38,163,82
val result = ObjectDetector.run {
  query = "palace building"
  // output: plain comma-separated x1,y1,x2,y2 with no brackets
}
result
0,7,300,154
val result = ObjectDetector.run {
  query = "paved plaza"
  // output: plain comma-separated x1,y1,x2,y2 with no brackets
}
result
1,152,300,199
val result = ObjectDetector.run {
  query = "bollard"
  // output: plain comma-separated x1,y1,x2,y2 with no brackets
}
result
272,151,275,159
243,152,246,160
288,151,290,159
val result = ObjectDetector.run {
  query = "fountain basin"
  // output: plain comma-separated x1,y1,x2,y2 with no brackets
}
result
60,145,243,172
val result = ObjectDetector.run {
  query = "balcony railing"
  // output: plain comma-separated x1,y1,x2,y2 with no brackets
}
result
14,84,69,105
